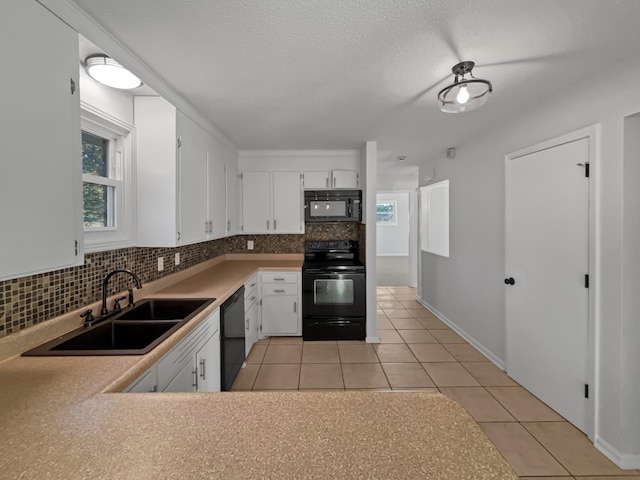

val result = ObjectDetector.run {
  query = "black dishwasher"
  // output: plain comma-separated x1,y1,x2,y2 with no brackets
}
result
220,286,245,391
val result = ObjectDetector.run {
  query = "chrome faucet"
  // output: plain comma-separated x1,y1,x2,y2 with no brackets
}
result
101,269,142,315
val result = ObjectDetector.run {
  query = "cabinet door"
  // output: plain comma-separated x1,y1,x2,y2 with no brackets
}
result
196,332,221,392
163,359,197,392
177,112,209,245
225,161,240,236
303,171,330,189
125,367,157,393
332,170,359,189
272,172,303,233
241,171,271,233
245,302,259,356
261,296,299,335
207,148,227,240
0,0,83,281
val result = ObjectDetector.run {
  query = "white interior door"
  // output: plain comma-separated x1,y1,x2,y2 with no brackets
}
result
506,137,590,433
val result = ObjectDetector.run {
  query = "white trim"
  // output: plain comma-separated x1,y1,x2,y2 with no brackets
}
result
504,124,600,441
418,298,506,370
37,0,237,153
595,436,640,470
365,336,380,344
240,149,360,158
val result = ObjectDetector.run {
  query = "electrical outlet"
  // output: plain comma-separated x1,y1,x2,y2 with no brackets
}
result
157,257,164,272
175,252,180,265
247,240,254,250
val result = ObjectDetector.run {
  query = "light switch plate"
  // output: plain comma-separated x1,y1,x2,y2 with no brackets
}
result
157,257,164,272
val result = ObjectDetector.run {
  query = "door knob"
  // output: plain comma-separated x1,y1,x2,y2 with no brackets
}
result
504,277,515,285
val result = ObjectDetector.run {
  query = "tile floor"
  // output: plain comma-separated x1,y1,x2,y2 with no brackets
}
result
232,286,640,479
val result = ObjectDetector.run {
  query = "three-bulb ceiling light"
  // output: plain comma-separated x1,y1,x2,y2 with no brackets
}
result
84,54,142,90
437,61,492,113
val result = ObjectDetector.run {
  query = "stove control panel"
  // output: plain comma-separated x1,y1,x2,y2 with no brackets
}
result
305,240,357,252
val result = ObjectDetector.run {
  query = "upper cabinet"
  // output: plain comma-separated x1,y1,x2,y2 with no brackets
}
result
241,171,303,234
303,170,359,189
0,0,84,281
135,97,239,247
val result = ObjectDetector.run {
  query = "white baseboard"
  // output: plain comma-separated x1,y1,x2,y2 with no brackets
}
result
418,299,505,371
595,436,640,469
366,336,380,344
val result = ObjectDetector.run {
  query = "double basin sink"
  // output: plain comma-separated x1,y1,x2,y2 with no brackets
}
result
23,298,215,356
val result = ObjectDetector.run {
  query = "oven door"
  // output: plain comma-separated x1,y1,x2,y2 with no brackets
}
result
302,270,366,318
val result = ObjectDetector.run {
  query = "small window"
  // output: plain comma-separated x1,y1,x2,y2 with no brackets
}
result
376,201,397,225
81,103,135,252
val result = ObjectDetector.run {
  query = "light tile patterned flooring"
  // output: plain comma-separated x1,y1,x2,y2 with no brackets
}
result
232,286,640,479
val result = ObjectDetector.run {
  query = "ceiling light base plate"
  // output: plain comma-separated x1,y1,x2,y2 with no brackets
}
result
451,61,475,76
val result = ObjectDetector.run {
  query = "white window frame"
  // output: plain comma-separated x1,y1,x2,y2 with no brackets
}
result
81,102,136,252
376,200,398,225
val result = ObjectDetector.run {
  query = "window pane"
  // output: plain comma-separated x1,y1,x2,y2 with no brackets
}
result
376,202,396,224
83,183,115,228
82,131,108,176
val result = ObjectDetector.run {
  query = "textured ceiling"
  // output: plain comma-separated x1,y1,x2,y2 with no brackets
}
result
70,0,640,164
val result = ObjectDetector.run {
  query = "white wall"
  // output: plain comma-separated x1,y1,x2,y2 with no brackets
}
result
376,192,409,256
239,150,361,173
418,58,640,465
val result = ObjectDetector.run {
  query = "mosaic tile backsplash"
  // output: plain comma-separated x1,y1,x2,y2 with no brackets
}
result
0,223,363,338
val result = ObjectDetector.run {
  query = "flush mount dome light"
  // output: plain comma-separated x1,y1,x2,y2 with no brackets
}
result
85,54,142,90
437,61,492,113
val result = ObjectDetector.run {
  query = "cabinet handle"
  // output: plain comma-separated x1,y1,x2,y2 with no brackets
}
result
326,177,329,188
250,296,256,301
274,278,285,281
250,283,256,288
149,385,158,393
192,368,198,389
274,289,285,293
274,219,277,230
267,219,270,230
227,220,231,231
199,359,206,380
333,176,336,188
245,318,249,329
294,301,297,313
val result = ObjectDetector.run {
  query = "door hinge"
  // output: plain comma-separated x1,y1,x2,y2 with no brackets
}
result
240,173,243,180
177,137,182,148
74,240,79,256
584,383,589,399
260,299,262,306
585,274,589,288
241,225,244,232
70,78,76,95
585,163,590,178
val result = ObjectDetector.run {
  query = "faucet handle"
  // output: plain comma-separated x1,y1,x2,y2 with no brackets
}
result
127,288,135,308
80,309,94,326
113,296,127,312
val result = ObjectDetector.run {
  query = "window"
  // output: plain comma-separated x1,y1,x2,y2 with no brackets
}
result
420,180,449,257
376,201,397,225
81,103,135,252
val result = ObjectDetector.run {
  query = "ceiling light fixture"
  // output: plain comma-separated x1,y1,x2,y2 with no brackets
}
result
84,54,142,90
437,61,492,113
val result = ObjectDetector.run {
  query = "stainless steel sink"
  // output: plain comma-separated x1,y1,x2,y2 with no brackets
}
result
22,298,215,356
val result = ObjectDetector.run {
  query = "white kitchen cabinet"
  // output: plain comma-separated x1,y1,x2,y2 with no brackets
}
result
129,308,221,393
241,171,303,234
331,170,359,189
0,0,83,281
303,171,330,189
136,96,224,247
241,171,271,233
207,152,227,240
125,367,157,393
195,331,221,392
260,272,301,336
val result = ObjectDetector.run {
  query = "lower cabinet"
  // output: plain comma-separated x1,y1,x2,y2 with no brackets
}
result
125,308,221,393
244,274,259,356
260,272,301,336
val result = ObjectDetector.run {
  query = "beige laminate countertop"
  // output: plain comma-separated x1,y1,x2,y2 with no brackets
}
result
0,255,517,479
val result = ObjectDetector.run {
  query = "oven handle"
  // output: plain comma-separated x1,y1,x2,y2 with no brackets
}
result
305,320,360,327
303,269,364,275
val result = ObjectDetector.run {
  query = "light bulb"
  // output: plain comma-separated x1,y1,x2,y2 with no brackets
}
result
456,84,470,104
314,202,318,210
326,203,330,210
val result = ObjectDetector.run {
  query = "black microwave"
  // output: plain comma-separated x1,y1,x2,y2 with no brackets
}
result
304,190,362,223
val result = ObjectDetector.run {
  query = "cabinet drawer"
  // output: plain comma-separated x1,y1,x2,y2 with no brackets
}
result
244,274,258,296
244,290,258,311
262,284,297,296
261,272,297,284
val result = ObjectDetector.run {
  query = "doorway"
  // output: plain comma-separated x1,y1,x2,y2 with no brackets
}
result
505,126,597,437
376,191,417,287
